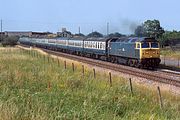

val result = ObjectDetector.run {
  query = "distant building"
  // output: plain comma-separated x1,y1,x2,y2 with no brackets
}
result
4,31,32,37
31,32,52,38
4,31,52,38
57,28,73,38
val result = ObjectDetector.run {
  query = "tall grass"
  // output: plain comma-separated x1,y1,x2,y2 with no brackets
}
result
0,48,179,120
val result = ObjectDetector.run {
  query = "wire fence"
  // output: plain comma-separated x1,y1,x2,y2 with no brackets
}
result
160,56,180,68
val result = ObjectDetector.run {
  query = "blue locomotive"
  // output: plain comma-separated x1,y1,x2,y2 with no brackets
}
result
19,37,161,68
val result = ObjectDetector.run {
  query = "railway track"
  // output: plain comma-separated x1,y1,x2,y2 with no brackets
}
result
19,45,180,87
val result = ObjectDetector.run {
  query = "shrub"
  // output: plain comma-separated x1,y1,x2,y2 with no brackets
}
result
1,36,19,46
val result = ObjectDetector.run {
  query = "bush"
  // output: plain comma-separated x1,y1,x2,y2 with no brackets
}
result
1,36,19,46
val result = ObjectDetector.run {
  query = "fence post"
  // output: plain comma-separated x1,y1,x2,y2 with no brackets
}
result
64,61,66,69
72,63,75,72
48,81,51,91
157,86,163,109
93,68,96,79
82,65,84,76
178,58,179,67
43,55,46,62
129,78,133,95
109,72,112,87
34,51,36,58
47,56,50,63
33,51,35,57
58,59,60,67
29,50,31,56
51,57,53,62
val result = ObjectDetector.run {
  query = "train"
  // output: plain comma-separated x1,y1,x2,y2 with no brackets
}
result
19,37,161,68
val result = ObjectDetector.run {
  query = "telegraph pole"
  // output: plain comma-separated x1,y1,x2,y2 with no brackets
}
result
107,22,109,36
0,19,2,42
78,26,81,34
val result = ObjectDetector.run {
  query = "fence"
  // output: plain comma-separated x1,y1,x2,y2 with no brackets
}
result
160,56,180,68
12,47,175,110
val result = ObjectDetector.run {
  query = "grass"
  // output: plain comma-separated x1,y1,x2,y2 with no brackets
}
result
0,48,179,120
161,49,180,58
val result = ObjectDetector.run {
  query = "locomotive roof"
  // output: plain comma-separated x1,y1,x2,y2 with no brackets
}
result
109,37,157,43
26,37,157,43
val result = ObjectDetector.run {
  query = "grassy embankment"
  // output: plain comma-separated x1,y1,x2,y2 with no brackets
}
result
0,48,179,120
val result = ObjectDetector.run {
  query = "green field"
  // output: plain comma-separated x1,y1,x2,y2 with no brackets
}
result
0,48,179,120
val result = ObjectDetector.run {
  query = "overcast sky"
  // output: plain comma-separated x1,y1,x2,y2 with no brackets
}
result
0,0,179,34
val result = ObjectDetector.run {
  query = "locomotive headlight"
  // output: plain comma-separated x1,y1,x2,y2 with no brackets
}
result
142,51,145,55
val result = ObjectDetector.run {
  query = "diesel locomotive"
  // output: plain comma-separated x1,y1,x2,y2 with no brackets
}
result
19,37,161,68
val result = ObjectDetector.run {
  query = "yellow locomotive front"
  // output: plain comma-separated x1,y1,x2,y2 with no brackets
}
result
138,40,161,68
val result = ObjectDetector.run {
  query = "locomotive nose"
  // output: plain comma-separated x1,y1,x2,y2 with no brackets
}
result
142,49,160,59
140,48,161,67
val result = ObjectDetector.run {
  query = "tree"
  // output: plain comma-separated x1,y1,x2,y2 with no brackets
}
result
74,33,85,37
2,36,19,46
87,31,103,38
134,20,164,38
158,30,180,47
108,32,126,38
143,19,164,38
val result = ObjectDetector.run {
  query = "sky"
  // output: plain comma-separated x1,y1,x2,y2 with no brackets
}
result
0,0,179,35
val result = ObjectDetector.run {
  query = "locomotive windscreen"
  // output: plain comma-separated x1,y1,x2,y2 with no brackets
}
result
142,42,150,48
151,42,159,48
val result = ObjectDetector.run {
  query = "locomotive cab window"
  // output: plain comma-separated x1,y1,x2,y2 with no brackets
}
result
141,42,150,48
151,42,159,48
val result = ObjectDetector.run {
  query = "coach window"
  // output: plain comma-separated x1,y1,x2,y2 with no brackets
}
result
84,42,86,47
93,42,96,48
96,42,97,49
88,42,90,48
85,42,87,47
102,43,105,50
100,43,102,49
90,42,92,48
87,42,88,47
98,42,100,49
